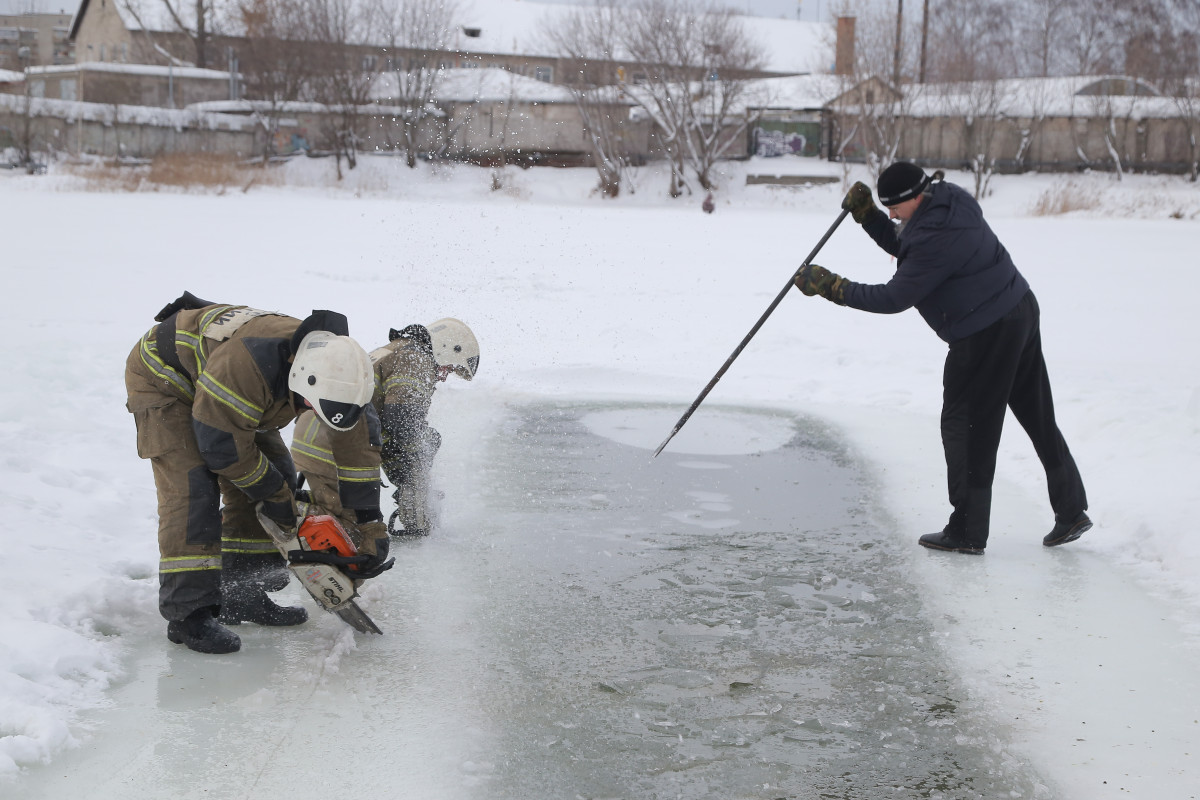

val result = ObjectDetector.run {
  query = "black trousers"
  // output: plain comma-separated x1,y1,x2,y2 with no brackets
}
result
941,291,1087,546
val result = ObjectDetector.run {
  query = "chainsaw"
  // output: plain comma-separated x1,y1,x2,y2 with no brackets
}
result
255,508,384,635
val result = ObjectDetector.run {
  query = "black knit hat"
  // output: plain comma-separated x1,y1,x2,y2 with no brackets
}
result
877,162,930,206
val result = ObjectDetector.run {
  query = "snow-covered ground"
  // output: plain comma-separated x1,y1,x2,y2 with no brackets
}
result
1,155,1198,795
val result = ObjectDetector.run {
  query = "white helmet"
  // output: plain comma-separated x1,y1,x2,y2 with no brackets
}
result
289,331,374,430
428,318,479,380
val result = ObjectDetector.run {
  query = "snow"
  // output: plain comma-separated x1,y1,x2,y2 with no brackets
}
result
1,155,1199,795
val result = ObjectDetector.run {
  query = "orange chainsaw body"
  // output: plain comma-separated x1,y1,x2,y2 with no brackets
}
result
297,515,359,559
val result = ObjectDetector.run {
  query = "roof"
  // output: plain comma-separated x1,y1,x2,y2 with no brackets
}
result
370,67,580,104
901,76,1170,118
28,61,233,79
70,0,832,76
745,73,858,110
451,1,829,75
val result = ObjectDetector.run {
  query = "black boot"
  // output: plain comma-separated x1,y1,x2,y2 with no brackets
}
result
1043,512,1092,547
918,530,986,554
219,583,308,626
167,607,242,654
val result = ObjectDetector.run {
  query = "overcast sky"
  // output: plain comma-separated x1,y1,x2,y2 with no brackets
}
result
2,0,838,22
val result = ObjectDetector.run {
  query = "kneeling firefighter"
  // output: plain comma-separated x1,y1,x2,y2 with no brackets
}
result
374,319,478,536
125,292,391,655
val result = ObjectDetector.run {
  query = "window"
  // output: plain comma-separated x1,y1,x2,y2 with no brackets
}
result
30,79,45,97
99,44,106,61
60,78,76,100
534,65,552,83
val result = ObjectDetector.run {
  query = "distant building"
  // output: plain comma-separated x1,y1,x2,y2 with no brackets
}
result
0,11,74,70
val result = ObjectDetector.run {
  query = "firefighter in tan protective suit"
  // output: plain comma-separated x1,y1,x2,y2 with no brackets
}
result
292,319,478,539
125,292,390,655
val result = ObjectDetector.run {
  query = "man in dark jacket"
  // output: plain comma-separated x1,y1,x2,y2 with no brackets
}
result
794,163,1091,553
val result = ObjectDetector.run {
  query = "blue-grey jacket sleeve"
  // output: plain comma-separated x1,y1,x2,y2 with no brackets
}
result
841,228,968,315
861,209,900,256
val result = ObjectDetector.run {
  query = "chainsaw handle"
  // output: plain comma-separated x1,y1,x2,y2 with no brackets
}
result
287,549,370,569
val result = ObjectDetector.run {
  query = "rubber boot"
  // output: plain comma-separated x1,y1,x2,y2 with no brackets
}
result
167,607,242,654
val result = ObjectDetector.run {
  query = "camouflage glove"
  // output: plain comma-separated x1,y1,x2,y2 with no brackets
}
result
794,264,847,305
841,181,880,224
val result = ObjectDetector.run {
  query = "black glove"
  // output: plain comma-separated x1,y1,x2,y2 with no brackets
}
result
794,264,847,305
355,535,394,580
259,498,298,533
350,520,394,579
842,181,880,224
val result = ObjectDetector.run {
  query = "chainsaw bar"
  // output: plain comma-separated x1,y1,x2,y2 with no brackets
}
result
336,601,383,635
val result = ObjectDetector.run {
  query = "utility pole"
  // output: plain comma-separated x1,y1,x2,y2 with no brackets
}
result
893,0,904,86
919,0,930,83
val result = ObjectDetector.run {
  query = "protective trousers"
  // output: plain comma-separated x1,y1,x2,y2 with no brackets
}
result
940,291,1087,546
131,397,292,620
383,426,440,536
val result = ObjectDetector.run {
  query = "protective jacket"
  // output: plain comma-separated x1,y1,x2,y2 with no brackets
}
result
128,305,306,515
848,181,1030,343
370,329,439,484
291,407,382,527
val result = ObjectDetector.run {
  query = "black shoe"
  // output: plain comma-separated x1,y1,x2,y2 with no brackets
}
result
918,531,985,554
218,588,308,627
1043,512,1092,547
167,608,241,654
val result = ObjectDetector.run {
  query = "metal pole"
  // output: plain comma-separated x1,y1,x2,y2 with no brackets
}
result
653,207,851,458
919,0,930,84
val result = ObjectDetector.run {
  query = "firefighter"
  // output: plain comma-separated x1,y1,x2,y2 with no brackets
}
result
380,319,478,536
125,292,384,654
292,319,479,539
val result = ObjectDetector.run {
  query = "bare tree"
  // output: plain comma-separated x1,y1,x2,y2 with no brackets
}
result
1062,0,1122,75
11,51,42,173
1009,78,1052,172
540,1,634,197
236,0,312,163
305,0,374,178
1173,85,1200,181
618,0,767,196
120,0,224,68
371,0,459,167
933,79,1011,197
1019,0,1072,77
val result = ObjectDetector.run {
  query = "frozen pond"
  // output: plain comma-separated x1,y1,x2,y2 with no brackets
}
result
9,403,1048,800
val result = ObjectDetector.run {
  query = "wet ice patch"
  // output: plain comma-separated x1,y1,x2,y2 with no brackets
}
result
581,408,794,455
665,509,740,530
664,489,739,529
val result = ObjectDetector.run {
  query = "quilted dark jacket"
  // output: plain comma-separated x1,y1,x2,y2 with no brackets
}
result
844,180,1030,343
